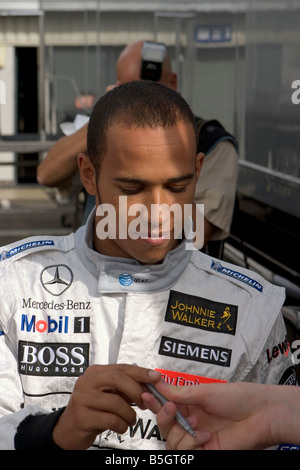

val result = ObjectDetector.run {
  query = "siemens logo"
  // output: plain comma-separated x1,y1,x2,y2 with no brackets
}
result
159,336,231,367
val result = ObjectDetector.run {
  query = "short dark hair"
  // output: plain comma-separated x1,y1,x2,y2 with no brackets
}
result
87,80,196,173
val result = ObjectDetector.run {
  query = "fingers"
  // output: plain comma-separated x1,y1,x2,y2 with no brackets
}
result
78,364,159,406
142,389,211,450
53,363,161,449
154,380,213,407
126,364,162,387
53,382,138,449
142,391,178,441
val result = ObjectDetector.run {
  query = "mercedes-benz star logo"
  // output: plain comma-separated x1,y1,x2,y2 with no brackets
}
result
40,264,73,296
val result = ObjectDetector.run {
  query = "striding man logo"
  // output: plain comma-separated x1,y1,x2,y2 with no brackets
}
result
217,306,233,332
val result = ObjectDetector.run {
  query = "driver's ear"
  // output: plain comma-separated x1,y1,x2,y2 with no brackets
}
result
78,153,97,196
195,152,205,180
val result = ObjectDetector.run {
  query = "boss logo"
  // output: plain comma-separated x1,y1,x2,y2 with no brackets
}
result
18,340,89,376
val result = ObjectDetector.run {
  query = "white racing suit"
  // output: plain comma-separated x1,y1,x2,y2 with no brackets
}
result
0,212,296,450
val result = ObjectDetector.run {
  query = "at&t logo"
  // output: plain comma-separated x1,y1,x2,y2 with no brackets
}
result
119,273,133,286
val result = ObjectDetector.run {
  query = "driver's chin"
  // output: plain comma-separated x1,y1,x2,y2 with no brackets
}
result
124,238,179,265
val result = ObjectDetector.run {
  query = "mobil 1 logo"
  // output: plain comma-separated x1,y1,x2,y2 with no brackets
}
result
18,340,89,377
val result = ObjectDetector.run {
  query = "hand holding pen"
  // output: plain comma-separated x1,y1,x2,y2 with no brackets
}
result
132,363,196,438
142,379,214,450
145,382,196,438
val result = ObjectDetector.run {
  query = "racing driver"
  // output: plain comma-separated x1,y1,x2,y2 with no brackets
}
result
0,81,296,450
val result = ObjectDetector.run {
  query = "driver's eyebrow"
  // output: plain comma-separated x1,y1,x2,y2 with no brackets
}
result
113,174,194,184
165,174,194,183
113,177,147,184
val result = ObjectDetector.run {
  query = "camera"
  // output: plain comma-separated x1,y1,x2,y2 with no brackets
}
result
140,41,166,81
